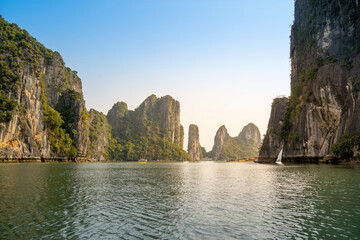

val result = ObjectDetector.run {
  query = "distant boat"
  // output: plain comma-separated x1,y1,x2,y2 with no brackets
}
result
276,146,283,165
137,159,148,164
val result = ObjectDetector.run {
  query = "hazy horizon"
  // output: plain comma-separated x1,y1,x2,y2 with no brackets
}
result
1,0,293,150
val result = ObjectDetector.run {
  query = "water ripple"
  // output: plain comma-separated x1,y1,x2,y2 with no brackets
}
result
0,163,360,239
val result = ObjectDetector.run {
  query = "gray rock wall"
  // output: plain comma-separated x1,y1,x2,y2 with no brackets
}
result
88,109,110,161
212,123,262,161
0,19,90,161
187,124,202,160
260,0,360,162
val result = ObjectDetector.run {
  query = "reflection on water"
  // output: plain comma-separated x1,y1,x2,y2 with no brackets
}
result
0,162,359,239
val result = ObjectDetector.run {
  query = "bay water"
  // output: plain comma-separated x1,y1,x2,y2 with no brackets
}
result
0,162,359,239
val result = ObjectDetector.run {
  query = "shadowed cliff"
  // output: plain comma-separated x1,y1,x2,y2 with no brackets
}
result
260,0,360,163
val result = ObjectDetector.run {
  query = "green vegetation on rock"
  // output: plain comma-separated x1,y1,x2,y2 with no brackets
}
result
212,124,261,160
106,96,190,161
40,76,77,158
88,109,110,158
0,90,17,123
281,68,318,141
0,16,87,159
0,17,23,123
332,133,356,159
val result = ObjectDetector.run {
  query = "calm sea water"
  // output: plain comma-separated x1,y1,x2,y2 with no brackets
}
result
0,162,359,239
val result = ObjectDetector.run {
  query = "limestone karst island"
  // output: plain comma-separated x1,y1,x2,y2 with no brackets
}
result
0,16,261,163
0,0,360,239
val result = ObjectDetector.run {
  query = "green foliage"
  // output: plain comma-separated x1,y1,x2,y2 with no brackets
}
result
0,15,61,67
81,110,89,127
107,138,124,160
0,60,19,123
0,15,59,124
201,147,206,159
0,91,17,122
40,75,77,159
107,139,140,161
56,92,81,139
215,137,259,161
0,16,82,158
332,133,356,159
341,56,352,68
0,61,20,90
107,133,190,161
88,110,110,157
281,68,318,141
106,99,190,161
326,55,338,63
219,139,244,160
289,133,300,143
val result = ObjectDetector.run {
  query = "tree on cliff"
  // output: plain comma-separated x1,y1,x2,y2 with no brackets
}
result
332,133,356,159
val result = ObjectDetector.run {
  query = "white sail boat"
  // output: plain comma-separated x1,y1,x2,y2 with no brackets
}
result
276,146,283,165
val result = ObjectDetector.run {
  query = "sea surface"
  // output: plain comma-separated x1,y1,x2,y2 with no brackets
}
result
0,162,359,239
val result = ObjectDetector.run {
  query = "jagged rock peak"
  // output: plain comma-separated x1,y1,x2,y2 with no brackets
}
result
138,94,157,110
107,101,128,126
211,123,262,161
187,124,202,160
218,125,228,134
107,101,128,117
88,109,110,161
105,94,188,160
211,125,230,160
238,123,261,147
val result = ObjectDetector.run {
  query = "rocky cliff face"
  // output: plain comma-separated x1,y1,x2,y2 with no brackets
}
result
106,101,128,137
0,17,89,161
56,90,89,158
259,0,360,162
108,95,183,147
0,17,190,162
238,123,262,148
134,95,183,146
259,97,289,161
212,125,229,160
88,109,110,161
106,95,189,160
211,123,261,160
187,124,202,160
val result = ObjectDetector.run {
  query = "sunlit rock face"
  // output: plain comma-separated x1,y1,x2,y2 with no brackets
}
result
187,124,202,160
238,123,262,148
211,123,261,161
259,0,360,162
259,97,289,162
107,95,184,148
106,94,189,160
0,17,89,161
88,109,110,161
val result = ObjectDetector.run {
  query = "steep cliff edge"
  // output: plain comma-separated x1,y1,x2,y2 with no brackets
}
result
88,109,110,161
187,124,202,160
238,123,262,148
0,17,89,161
211,123,261,160
259,97,289,162
259,0,360,162
106,95,190,160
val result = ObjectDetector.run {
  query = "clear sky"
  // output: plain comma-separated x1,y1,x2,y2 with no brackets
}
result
1,0,293,151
